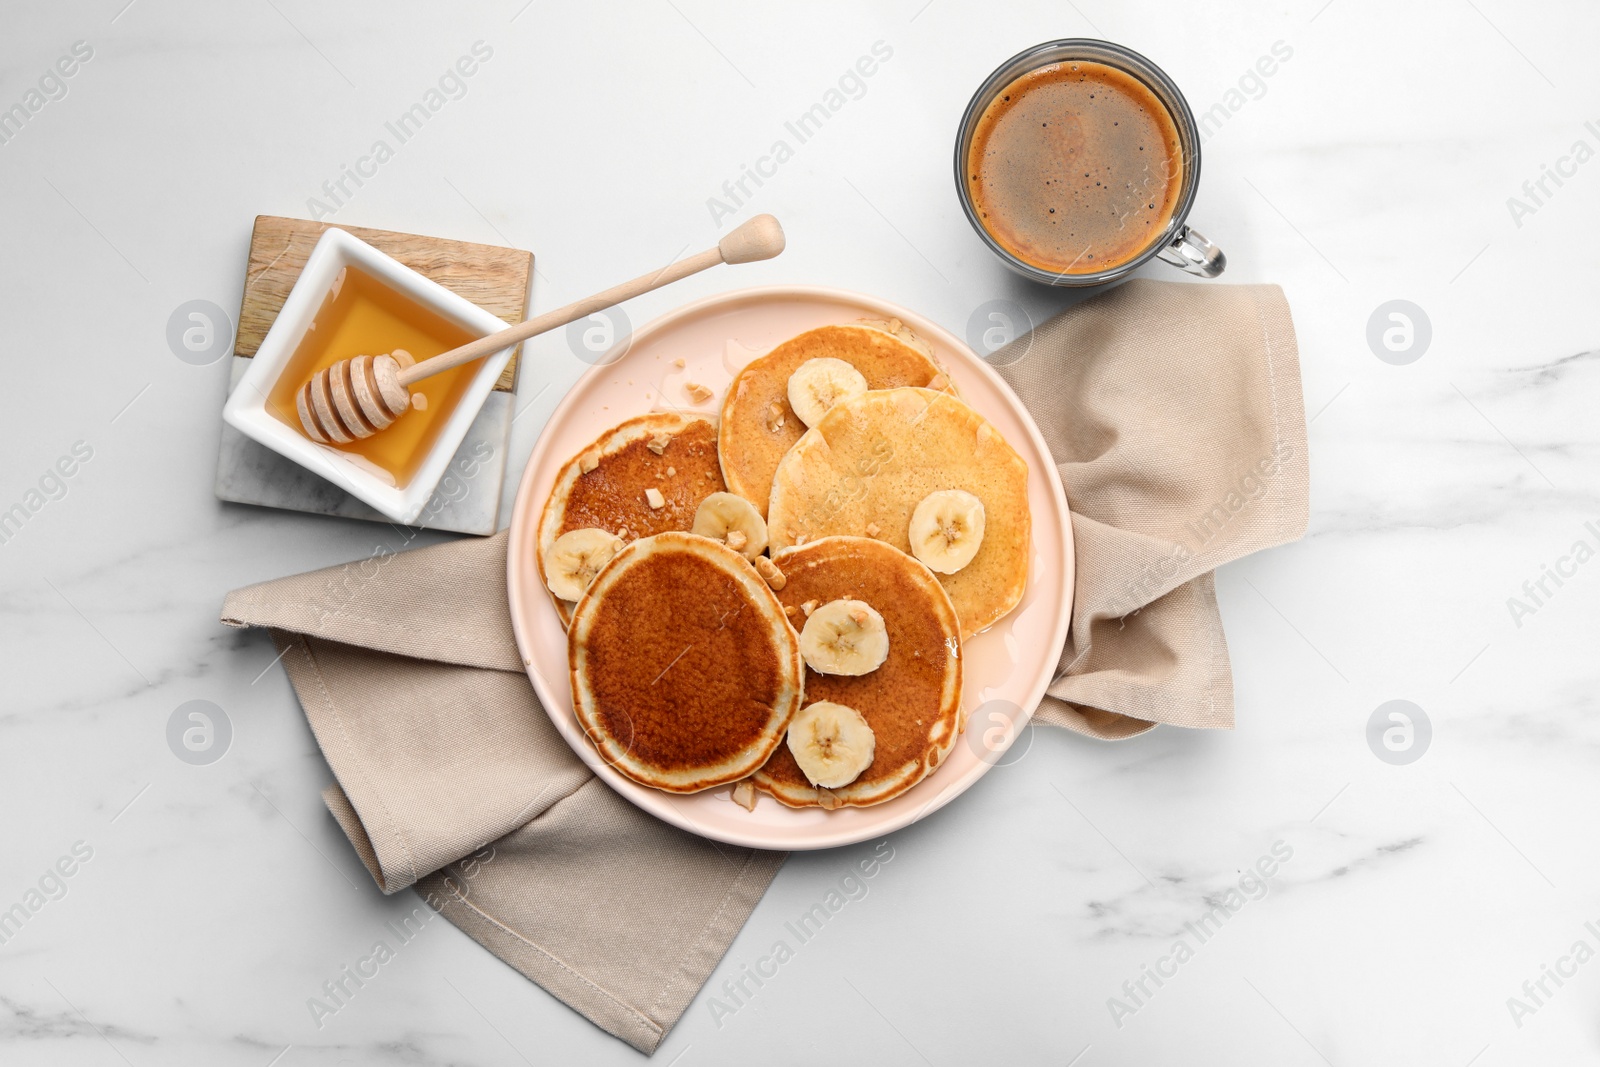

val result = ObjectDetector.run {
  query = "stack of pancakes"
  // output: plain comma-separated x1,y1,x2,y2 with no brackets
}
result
537,318,1031,810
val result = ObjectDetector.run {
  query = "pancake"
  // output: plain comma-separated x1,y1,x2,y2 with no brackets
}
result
752,536,962,808
538,413,727,624
766,388,1030,639
719,320,953,518
569,532,804,793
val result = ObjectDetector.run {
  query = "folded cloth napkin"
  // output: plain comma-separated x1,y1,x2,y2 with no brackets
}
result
220,278,1307,1053
221,532,782,1054
990,279,1308,738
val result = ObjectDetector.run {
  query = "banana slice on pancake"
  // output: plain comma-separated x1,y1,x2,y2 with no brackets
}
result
787,701,876,788
692,492,768,559
542,528,624,601
787,357,868,428
799,599,889,676
907,489,986,574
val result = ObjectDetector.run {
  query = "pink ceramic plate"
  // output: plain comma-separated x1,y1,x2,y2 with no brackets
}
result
506,286,1072,850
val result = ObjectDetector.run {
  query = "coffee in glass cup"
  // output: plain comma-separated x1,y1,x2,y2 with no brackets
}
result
956,40,1224,285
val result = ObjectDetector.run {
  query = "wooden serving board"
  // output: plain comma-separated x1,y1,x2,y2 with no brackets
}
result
234,215,533,392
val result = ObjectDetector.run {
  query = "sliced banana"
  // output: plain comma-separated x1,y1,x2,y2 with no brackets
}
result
787,701,876,788
799,599,889,676
787,357,868,428
542,528,623,602
692,491,768,559
907,489,986,574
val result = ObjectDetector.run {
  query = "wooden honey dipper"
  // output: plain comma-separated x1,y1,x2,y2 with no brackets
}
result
296,214,786,443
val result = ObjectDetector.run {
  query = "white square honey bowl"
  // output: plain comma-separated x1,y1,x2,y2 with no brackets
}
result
222,227,514,524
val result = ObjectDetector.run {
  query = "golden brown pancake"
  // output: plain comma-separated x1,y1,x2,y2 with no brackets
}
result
766,388,1030,639
569,532,803,793
538,413,727,624
719,320,953,518
752,536,962,808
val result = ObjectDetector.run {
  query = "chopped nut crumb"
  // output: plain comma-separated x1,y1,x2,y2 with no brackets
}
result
666,466,676,477
783,605,799,618
616,527,630,539
685,381,714,404
672,358,686,368
410,392,427,411
927,372,950,392
645,487,665,508
731,779,758,811
848,607,869,627
765,402,785,433
816,788,841,810
800,599,818,617
754,556,785,590
579,451,600,474
725,529,747,551
646,432,672,455
866,522,880,537
704,470,715,479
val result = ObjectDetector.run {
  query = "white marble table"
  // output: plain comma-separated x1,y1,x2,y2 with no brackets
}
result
4,1,1598,1064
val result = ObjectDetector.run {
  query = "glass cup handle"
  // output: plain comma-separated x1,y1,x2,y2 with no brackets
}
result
1156,225,1226,278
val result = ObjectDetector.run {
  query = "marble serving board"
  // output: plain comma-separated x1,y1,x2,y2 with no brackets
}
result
213,216,533,535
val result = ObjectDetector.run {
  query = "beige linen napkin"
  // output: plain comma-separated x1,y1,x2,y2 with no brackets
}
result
220,533,784,1054
990,279,1308,738
220,278,1306,1052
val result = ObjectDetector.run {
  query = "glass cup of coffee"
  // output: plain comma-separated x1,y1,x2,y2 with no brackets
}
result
955,39,1224,286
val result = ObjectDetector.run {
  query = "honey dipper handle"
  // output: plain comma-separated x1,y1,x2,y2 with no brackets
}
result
396,214,786,387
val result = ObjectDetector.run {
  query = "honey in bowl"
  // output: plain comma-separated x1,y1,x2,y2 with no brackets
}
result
965,60,1184,275
265,266,482,487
